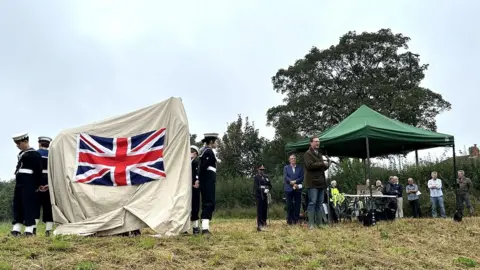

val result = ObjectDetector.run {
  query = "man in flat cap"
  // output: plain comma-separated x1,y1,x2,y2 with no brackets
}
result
11,133,43,237
184,145,201,235
35,136,54,236
253,165,272,231
198,133,220,234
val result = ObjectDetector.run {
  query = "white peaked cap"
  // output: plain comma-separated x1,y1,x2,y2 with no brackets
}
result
38,136,52,142
190,145,199,153
12,132,28,142
203,133,219,138
202,132,219,143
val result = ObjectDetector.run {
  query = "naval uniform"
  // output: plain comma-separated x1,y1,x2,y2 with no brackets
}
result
191,156,200,223
36,148,53,226
198,146,218,224
254,173,272,228
12,148,43,229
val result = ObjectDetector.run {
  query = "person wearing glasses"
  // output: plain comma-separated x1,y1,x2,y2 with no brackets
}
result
303,136,330,229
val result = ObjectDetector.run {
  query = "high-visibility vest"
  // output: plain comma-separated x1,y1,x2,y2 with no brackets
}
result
330,188,345,206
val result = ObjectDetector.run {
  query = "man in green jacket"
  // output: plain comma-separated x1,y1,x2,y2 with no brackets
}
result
303,136,330,229
456,170,474,216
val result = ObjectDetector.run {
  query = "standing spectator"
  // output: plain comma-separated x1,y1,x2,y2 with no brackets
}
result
375,180,383,192
405,178,421,218
383,177,398,220
393,176,404,218
456,170,474,216
428,171,446,218
283,154,304,225
304,136,330,229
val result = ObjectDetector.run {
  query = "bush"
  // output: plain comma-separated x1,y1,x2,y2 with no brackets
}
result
2,155,478,221
0,180,14,221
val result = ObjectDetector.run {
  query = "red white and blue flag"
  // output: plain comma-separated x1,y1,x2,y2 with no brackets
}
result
74,129,167,186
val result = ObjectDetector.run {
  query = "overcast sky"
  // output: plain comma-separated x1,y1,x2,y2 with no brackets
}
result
0,0,478,180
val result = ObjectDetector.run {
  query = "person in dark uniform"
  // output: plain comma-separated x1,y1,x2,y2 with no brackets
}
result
184,145,201,234
34,136,54,236
253,165,272,231
383,177,398,220
198,133,220,234
11,133,43,237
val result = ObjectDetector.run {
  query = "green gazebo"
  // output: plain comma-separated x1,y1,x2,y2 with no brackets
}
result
285,105,456,179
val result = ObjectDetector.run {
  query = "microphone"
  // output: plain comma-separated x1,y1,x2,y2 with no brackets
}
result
323,155,339,165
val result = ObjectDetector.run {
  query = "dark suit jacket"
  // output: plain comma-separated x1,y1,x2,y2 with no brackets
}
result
283,165,304,192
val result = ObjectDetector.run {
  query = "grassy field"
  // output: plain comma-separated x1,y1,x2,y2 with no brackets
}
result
0,216,479,270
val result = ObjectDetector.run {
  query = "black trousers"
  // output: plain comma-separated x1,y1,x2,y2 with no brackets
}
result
35,191,53,223
12,185,37,227
191,187,201,221
329,203,340,222
385,199,397,220
256,196,268,227
409,199,421,218
285,191,301,224
200,170,216,220
456,193,473,216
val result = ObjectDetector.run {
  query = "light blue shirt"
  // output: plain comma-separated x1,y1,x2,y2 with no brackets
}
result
406,184,419,201
428,178,443,197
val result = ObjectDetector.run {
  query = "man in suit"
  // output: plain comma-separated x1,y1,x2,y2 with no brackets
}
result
283,154,304,225
304,136,330,229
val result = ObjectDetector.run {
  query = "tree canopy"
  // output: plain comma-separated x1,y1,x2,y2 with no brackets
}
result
266,28,451,138
216,115,267,178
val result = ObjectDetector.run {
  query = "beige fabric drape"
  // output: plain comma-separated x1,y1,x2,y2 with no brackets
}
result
48,97,191,236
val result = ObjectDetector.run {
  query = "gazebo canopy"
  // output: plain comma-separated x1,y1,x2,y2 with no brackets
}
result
285,105,454,158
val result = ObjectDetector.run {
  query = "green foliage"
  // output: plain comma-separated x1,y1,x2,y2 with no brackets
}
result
0,180,14,221
1,156,479,220
267,28,451,137
189,134,203,148
454,257,477,268
217,114,267,178
1,156,478,220
215,175,284,209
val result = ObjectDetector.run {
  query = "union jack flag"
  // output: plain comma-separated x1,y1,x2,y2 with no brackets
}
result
74,129,167,186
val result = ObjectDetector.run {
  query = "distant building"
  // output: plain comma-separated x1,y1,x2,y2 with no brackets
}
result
442,144,479,164
469,144,479,158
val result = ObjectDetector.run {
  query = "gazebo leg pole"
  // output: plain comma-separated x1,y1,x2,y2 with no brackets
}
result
363,159,367,181
365,137,375,226
452,144,457,183
415,150,419,166
365,140,371,181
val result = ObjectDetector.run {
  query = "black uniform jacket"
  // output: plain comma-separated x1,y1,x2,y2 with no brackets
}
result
15,148,42,189
253,174,272,199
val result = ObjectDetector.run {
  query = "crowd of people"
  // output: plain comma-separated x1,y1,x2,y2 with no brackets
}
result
376,170,474,219
10,131,474,237
255,136,475,230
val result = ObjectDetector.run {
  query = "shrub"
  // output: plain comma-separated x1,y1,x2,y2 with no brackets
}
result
1,155,478,221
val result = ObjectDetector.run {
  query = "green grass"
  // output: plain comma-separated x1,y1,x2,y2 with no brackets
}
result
0,216,479,269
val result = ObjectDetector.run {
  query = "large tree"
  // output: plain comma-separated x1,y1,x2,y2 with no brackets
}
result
218,115,267,178
267,28,451,137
